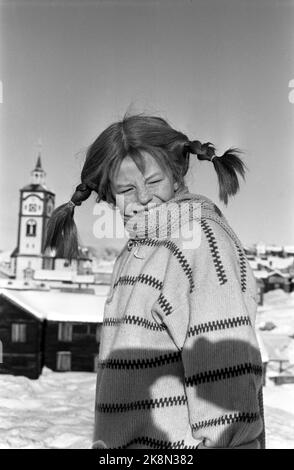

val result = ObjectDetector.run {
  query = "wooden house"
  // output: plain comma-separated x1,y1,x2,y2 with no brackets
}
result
0,288,107,379
0,289,43,379
266,245,284,257
266,270,291,293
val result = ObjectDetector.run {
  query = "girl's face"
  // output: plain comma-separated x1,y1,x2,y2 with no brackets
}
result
111,152,179,222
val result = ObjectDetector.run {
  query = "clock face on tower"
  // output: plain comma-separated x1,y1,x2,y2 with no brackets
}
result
22,194,43,216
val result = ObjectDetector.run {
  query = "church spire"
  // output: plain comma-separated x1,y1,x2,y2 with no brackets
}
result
31,140,46,186
35,153,43,172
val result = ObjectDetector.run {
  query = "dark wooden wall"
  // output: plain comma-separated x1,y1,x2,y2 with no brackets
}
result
0,296,43,379
43,320,100,372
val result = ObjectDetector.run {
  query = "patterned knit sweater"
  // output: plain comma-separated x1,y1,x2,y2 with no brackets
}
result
92,190,265,450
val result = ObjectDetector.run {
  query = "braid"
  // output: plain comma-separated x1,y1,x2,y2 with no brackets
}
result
44,181,94,261
184,140,247,205
71,182,93,206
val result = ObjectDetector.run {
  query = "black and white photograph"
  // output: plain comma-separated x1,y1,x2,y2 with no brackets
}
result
0,0,294,452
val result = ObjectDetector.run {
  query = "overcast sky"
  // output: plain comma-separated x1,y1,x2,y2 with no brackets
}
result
1,0,294,253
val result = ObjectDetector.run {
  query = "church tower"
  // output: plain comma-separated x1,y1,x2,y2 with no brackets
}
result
11,151,55,279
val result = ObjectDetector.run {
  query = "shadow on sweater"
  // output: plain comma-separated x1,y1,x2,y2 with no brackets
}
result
94,337,265,449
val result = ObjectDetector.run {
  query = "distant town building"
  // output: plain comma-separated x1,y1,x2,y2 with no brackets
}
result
0,288,106,379
284,246,294,257
266,245,284,257
256,242,267,257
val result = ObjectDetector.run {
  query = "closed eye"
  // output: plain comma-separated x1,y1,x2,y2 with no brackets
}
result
119,188,133,193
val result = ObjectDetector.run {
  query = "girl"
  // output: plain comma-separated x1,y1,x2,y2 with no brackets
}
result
44,113,265,449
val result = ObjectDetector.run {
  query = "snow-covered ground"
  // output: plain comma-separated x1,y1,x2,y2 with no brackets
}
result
256,290,294,449
0,289,293,449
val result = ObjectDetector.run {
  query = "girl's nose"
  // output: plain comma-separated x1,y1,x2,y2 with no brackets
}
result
137,186,152,205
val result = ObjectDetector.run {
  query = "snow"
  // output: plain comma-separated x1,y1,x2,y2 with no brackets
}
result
0,288,108,323
0,288,293,449
0,367,95,449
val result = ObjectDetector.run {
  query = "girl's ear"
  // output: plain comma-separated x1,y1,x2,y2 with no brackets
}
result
174,181,179,191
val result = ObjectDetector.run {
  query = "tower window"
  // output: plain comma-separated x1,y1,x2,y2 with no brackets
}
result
26,219,37,237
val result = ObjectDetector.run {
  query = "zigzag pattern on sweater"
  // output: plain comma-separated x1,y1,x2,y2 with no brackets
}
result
200,219,228,286
114,274,163,291
98,351,182,370
136,238,195,293
187,316,252,337
157,292,173,316
185,362,263,386
203,214,249,293
116,436,199,450
191,411,260,431
235,244,247,292
103,315,167,331
96,395,187,413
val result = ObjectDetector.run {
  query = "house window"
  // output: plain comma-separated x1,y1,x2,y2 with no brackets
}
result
11,323,27,342
58,323,73,342
26,219,37,237
96,325,101,343
73,324,88,335
89,324,97,336
56,351,71,371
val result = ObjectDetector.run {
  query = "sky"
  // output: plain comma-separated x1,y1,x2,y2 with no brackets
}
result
0,0,294,254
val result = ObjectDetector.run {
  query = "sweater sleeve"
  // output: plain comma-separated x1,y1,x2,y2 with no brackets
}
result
151,218,265,449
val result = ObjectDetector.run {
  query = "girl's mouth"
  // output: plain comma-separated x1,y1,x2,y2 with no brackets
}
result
123,202,160,222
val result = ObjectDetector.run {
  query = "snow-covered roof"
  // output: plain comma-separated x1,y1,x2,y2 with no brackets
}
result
254,269,291,280
284,246,294,254
253,270,271,279
34,270,96,283
268,269,290,279
0,288,107,323
257,257,294,270
34,270,73,281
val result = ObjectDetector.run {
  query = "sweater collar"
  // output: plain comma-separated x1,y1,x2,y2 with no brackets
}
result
124,185,222,240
